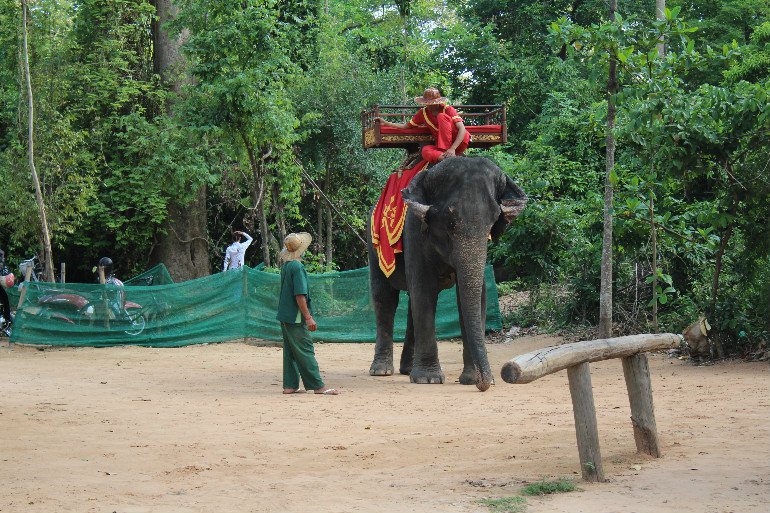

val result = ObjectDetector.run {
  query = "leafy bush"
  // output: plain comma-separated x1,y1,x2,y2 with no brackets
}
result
520,478,576,496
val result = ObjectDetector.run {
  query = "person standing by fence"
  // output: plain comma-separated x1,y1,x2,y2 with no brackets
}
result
223,230,253,271
276,232,339,396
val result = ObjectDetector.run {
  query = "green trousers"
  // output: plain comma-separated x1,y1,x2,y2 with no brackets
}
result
281,322,324,390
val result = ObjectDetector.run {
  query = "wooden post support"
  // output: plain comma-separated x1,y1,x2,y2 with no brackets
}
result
567,362,605,482
501,333,683,481
15,265,34,310
60,262,65,284
622,353,660,457
501,333,681,384
98,266,110,329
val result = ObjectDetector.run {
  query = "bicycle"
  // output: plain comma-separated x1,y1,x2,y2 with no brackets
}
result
18,255,42,283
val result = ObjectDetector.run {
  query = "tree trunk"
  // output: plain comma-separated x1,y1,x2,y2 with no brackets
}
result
152,0,188,95
707,187,737,359
650,190,658,333
598,0,618,339
325,207,333,266
272,181,287,245
150,187,209,281
656,0,666,57
21,0,54,283
150,0,209,281
316,189,324,256
241,134,271,267
324,164,333,266
258,189,271,267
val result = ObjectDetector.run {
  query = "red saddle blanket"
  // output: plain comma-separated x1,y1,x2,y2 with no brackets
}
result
371,159,430,277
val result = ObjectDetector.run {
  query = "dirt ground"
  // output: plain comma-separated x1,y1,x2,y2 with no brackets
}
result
1,335,768,513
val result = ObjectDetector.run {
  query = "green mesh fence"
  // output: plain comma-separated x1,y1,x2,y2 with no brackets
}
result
4,263,175,308
5,285,20,310
9,265,501,347
123,263,175,286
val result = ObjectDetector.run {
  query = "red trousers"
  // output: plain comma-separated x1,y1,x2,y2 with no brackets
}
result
421,113,470,163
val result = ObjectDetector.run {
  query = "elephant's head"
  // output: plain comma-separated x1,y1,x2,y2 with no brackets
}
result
401,157,527,391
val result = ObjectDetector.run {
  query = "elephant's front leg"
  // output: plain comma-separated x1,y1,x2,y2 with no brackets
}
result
458,282,489,385
457,289,477,385
369,282,400,376
398,298,415,375
408,286,445,384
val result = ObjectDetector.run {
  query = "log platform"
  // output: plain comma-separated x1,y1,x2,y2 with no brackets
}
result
501,333,684,482
361,104,507,149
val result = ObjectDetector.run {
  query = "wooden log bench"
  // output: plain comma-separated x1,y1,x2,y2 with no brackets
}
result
501,333,684,482
361,104,507,149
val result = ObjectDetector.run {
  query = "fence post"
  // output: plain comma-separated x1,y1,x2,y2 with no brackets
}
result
567,362,605,482
98,265,110,329
15,266,34,311
622,353,660,457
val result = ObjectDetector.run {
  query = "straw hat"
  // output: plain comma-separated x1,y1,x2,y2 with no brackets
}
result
414,87,448,106
280,232,312,262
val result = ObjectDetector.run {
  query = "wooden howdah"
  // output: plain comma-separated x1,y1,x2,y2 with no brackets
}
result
361,104,507,149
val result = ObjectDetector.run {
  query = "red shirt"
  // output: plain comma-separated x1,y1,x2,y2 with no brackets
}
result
408,105,464,137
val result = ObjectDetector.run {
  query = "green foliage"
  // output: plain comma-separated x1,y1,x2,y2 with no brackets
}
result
520,478,576,496
479,496,527,513
0,0,766,352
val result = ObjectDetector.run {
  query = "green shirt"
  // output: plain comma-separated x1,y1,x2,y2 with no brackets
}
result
276,260,312,323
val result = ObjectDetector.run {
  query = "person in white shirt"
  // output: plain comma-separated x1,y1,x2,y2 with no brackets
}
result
223,230,253,271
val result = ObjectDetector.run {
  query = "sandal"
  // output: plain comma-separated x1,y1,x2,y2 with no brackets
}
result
282,388,306,394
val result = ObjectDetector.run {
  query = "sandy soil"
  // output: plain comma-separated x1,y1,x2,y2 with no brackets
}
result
1,335,768,513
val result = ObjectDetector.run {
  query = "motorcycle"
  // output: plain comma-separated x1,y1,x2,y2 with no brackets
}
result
0,265,14,337
1,254,47,337
36,286,146,336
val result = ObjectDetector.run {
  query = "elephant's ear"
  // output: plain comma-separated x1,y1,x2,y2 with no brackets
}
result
402,170,431,222
491,175,528,241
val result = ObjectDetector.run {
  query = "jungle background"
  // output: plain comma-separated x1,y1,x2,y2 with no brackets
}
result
0,0,768,354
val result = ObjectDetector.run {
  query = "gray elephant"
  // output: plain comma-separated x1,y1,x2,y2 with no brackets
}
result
367,156,527,391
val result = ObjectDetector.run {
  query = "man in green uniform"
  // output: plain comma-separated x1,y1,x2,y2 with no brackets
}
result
276,232,340,395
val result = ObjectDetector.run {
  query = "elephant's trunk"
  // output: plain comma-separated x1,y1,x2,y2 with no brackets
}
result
455,250,493,391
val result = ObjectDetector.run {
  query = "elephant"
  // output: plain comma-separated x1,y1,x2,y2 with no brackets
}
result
367,156,527,391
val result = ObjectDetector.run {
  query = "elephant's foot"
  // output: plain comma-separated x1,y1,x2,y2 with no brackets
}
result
459,366,495,386
369,358,394,376
458,366,479,385
410,366,445,384
399,346,414,375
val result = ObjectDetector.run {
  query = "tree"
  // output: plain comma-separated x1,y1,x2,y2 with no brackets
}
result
150,0,210,281
173,0,307,267
598,0,619,338
21,0,54,282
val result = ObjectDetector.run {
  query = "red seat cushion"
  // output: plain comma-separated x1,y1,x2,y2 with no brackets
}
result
467,124,502,134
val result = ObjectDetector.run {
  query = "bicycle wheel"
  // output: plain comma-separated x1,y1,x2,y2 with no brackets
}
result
124,312,146,336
